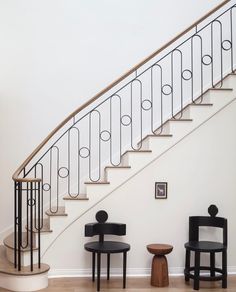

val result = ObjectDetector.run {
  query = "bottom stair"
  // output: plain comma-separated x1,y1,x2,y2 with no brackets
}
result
0,245,49,292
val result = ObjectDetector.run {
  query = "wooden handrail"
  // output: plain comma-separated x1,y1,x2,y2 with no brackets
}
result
12,0,231,181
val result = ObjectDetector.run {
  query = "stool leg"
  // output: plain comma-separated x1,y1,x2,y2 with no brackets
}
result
97,253,101,292
107,253,110,280
210,252,215,277
222,250,227,289
194,251,200,290
185,249,190,282
123,251,127,289
92,252,96,282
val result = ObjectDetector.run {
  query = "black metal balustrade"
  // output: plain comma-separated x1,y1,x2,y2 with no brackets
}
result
13,0,236,270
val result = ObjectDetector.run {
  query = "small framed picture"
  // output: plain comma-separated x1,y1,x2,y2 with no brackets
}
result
155,182,167,199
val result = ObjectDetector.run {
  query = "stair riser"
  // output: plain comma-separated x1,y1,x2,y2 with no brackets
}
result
154,122,170,135
0,272,48,292
105,169,132,185
222,74,236,91
208,90,234,105
144,138,174,156
6,246,38,267
168,121,193,138
125,152,153,170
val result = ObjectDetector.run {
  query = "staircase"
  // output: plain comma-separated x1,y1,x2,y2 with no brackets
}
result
1,1,236,291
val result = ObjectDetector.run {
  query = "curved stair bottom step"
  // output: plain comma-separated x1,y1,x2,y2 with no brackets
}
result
0,246,49,291
0,272,48,292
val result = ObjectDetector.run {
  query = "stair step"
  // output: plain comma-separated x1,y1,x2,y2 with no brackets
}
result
210,87,233,91
3,232,37,252
105,166,131,170
0,245,50,276
63,194,89,200
84,181,110,185
139,134,173,145
169,118,193,122
45,206,67,216
123,149,152,156
190,103,213,106
26,219,52,233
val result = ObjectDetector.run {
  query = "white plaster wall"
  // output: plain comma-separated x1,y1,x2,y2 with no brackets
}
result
43,96,236,275
0,0,224,236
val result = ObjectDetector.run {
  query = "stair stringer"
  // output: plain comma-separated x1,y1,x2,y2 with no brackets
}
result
39,75,236,258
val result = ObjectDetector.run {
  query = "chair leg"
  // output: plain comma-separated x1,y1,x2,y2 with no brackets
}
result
210,252,215,277
194,251,200,290
185,249,190,282
123,251,127,289
222,250,227,289
92,252,96,282
107,253,110,280
97,253,101,292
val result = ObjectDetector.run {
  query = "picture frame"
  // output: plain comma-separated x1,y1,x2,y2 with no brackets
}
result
155,182,167,199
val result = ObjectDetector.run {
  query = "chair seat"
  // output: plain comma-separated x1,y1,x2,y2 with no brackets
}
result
185,241,226,252
84,241,130,254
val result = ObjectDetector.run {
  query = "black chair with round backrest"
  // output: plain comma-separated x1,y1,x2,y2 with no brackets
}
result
184,205,227,290
84,210,130,291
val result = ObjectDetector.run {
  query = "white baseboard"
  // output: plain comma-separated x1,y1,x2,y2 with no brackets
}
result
48,266,236,278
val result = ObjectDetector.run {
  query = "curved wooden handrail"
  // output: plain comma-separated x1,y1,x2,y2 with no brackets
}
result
12,0,231,181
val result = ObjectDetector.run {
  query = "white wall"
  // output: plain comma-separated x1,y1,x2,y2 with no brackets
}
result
0,0,224,236
43,96,236,276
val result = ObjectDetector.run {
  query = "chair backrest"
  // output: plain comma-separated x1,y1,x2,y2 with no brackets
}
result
85,210,126,243
189,205,227,246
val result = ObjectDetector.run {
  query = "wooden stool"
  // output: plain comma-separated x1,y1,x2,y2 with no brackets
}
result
147,244,173,287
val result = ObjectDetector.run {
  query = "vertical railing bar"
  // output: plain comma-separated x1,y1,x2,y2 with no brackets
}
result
77,129,80,195
49,149,52,212
130,83,133,150
140,79,143,149
68,131,71,196
38,181,41,268
109,98,112,166
230,8,234,73
150,68,154,134
30,181,33,271
18,182,22,271
220,21,223,88
171,53,174,118
98,111,101,181
211,23,214,88
191,37,194,103
56,147,59,212
89,113,92,181
14,181,17,268
26,182,29,246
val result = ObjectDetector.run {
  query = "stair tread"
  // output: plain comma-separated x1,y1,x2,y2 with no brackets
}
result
63,194,89,200
169,118,193,122
190,103,213,106
0,245,50,276
138,134,173,145
105,166,131,170
210,87,233,91
3,232,37,252
124,149,152,155
45,206,67,216
26,219,52,233
84,181,110,185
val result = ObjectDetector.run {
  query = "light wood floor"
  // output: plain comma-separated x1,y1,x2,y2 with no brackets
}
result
1,275,236,291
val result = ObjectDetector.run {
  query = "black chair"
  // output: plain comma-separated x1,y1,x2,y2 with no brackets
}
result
184,205,227,290
84,210,130,291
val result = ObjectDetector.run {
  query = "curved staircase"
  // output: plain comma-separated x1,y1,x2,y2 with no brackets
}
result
1,1,236,291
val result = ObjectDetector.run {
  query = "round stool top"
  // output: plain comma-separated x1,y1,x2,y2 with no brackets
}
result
147,244,173,255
